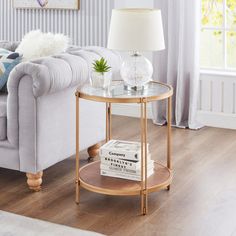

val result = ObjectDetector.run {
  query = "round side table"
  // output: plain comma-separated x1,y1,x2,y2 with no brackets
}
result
75,80,173,215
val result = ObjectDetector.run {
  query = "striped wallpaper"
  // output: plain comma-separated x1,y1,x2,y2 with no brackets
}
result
0,0,114,47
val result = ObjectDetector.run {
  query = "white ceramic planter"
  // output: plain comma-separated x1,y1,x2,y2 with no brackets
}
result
90,71,112,89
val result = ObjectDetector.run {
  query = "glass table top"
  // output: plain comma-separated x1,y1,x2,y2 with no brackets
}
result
77,81,173,103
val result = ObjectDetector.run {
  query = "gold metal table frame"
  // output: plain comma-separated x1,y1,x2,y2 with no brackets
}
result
75,81,173,215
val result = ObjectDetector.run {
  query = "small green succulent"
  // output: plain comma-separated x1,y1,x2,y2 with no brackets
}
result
92,57,111,75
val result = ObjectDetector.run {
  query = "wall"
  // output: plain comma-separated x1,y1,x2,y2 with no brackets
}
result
0,0,114,47
114,0,154,8
197,72,236,129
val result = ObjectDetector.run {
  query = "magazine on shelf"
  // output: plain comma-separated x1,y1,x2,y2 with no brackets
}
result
100,168,154,181
100,156,154,171
99,139,150,161
100,164,154,175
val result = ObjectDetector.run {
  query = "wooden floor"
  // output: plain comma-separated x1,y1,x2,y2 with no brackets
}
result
1,116,236,236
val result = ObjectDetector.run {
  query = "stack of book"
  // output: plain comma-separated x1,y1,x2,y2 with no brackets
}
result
99,140,154,181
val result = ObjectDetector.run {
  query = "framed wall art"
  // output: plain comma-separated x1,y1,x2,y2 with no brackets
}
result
13,0,80,10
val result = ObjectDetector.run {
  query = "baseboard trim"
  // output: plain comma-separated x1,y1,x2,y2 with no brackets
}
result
112,103,153,119
197,111,236,130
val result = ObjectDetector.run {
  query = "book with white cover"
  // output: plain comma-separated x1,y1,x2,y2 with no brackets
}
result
100,168,154,181
100,156,154,171
100,164,154,175
99,140,149,161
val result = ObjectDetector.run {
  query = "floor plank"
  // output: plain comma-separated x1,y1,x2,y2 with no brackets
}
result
1,116,236,236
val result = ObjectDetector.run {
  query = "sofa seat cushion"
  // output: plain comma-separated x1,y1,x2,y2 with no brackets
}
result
0,94,7,140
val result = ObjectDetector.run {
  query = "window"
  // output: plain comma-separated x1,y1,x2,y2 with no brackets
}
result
201,0,236,71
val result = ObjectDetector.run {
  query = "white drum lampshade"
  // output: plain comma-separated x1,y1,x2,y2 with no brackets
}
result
108,9,165,89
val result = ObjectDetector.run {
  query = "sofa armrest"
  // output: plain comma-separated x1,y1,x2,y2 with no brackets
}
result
6,46,121,148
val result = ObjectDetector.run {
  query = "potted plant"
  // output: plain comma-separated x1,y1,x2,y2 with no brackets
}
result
90,57,112,89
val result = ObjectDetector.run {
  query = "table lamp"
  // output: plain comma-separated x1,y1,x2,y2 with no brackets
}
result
108,9,165,90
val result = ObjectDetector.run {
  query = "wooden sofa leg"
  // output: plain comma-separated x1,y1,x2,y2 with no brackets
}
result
87,143,100,160
26,171,43,192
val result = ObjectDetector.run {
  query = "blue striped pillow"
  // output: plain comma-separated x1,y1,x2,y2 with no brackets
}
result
0,48,22,92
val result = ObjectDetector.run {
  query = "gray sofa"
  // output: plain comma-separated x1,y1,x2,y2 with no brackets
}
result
0,41,121,191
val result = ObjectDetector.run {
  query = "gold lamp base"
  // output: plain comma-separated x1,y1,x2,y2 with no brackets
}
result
124,84,149,91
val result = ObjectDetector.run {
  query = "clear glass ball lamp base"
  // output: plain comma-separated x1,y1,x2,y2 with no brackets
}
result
120,52,153,89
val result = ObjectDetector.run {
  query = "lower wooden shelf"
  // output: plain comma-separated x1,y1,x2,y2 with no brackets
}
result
79,161,173,196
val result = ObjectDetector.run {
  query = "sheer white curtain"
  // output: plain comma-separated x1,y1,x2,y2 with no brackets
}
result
152,0,202,129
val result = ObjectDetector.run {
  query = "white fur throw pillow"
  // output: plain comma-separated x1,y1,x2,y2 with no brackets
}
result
16,30,69,61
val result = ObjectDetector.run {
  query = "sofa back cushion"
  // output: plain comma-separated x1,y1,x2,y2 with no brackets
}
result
0,41,19,52
0,48,22,92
